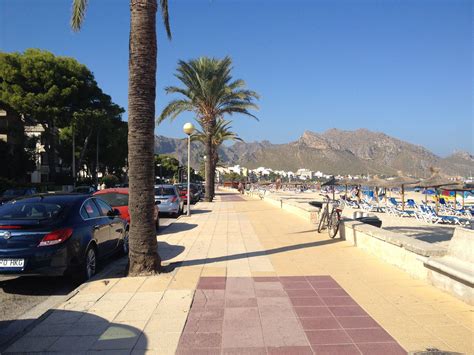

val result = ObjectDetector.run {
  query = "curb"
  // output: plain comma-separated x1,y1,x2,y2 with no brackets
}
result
0,212,184,352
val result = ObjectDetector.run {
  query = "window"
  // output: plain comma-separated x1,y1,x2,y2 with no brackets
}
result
94,198,113,216
96,193,128,207
81,199,101,219
154,187,176,196
0,202,63,220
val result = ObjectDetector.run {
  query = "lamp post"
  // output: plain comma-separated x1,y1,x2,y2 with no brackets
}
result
183,122,195,216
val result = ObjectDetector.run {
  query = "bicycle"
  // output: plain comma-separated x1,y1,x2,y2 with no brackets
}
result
316,195,344,238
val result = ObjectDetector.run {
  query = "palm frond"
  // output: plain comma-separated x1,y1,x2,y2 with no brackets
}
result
159,0,172,39
71,0,88,31
157,99,193,123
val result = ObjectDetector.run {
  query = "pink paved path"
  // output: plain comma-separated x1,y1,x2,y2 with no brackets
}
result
176,276,407,354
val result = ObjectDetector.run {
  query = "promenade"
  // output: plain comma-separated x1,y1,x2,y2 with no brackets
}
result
4,191,473,354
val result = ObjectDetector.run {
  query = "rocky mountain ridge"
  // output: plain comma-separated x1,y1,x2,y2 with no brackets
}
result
154,128,473,177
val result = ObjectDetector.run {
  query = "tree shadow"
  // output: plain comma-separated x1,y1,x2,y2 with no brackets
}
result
164,238,342,272
189,209,211,215
159,222,198,235
0,309,148,353
158,241,185,261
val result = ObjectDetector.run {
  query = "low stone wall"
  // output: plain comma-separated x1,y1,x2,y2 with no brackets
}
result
424,228,473,305
246,191,321,223
340,220,446,280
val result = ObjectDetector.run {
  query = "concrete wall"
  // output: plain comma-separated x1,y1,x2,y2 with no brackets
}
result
340,220,445,280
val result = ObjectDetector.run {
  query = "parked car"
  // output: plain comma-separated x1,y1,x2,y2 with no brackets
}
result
72,186,96,194
174,183,200,204
154,184,184,218
94,188,160,231
0,194,127,280
190,183,203,202
0,188,37,205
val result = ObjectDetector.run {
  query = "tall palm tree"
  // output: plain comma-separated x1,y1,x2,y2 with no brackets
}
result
158,56,259,201
71,0,171,275
193,119,243,189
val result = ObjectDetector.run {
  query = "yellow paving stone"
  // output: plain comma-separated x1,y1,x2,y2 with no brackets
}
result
108,277,146,293
168,268,202,289
201,266,227,276
137,275,173,292
251,271,278,277
145,315,187,332
80,279,118,294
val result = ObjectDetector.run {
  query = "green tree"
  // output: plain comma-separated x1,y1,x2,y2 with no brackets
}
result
158,56,259,202
71,0,172,275
154,154,180,182
58,98,126,183
0,49,106,182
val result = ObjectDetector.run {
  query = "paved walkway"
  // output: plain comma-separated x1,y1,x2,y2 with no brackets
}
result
4,191,473,354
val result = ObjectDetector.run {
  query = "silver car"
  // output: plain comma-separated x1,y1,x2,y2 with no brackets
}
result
154,184,184,217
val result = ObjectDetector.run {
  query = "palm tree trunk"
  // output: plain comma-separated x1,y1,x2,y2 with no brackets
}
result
127,0,161,275
205,129,213,202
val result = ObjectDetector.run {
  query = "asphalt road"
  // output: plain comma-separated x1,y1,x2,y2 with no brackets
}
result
0,216,175,328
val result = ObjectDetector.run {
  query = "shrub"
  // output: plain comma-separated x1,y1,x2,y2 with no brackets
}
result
101,175,119,188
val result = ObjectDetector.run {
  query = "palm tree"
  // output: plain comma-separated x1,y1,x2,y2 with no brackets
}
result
158,56,259,201
192,119,243,198
71,0,171,275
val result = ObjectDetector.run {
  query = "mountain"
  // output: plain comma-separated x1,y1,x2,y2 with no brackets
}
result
154,128,474,177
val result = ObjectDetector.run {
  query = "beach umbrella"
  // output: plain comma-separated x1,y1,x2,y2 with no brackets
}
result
410,169,455,214
440,182,474,209
320,176,336,200
334,177,368,201
365,176,389,202
383,173,420,211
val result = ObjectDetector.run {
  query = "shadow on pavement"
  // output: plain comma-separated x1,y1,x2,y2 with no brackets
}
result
159,222,197,235
166,238,342,270
0,310,147,353
383,225,454,244
189,209,211,215
158,241,185,261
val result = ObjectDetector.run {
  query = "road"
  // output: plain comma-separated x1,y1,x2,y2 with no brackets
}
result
0,216,175,346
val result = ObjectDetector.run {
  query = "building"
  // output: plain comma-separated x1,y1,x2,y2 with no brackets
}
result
296,168,313,180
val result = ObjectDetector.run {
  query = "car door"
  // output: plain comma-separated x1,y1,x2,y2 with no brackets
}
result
94,198,123,252
81,198,109,256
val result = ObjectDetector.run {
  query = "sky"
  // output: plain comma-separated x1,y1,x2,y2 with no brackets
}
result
1,0,472,156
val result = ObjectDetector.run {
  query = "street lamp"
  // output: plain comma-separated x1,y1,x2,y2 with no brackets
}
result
183,122,195,216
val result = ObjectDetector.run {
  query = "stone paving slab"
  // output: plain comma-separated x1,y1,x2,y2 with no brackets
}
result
176,276,406,354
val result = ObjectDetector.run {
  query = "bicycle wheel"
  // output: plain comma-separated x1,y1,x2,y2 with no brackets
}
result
328,209,340,239
317,208,328,233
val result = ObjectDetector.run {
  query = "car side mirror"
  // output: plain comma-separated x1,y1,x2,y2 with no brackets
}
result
108,209,120,217
155,200,161,205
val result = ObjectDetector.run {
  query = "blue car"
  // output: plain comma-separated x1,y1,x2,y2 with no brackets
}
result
0,194,127,280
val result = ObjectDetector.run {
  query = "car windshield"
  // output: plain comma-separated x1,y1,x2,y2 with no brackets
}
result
2,189,28,197
155,187,176,196
0,201,65,220
96,193,128,207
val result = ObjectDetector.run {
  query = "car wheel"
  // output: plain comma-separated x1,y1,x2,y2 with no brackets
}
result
82,246,97,281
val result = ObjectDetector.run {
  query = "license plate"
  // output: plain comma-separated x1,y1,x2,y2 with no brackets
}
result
0,259,25,268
